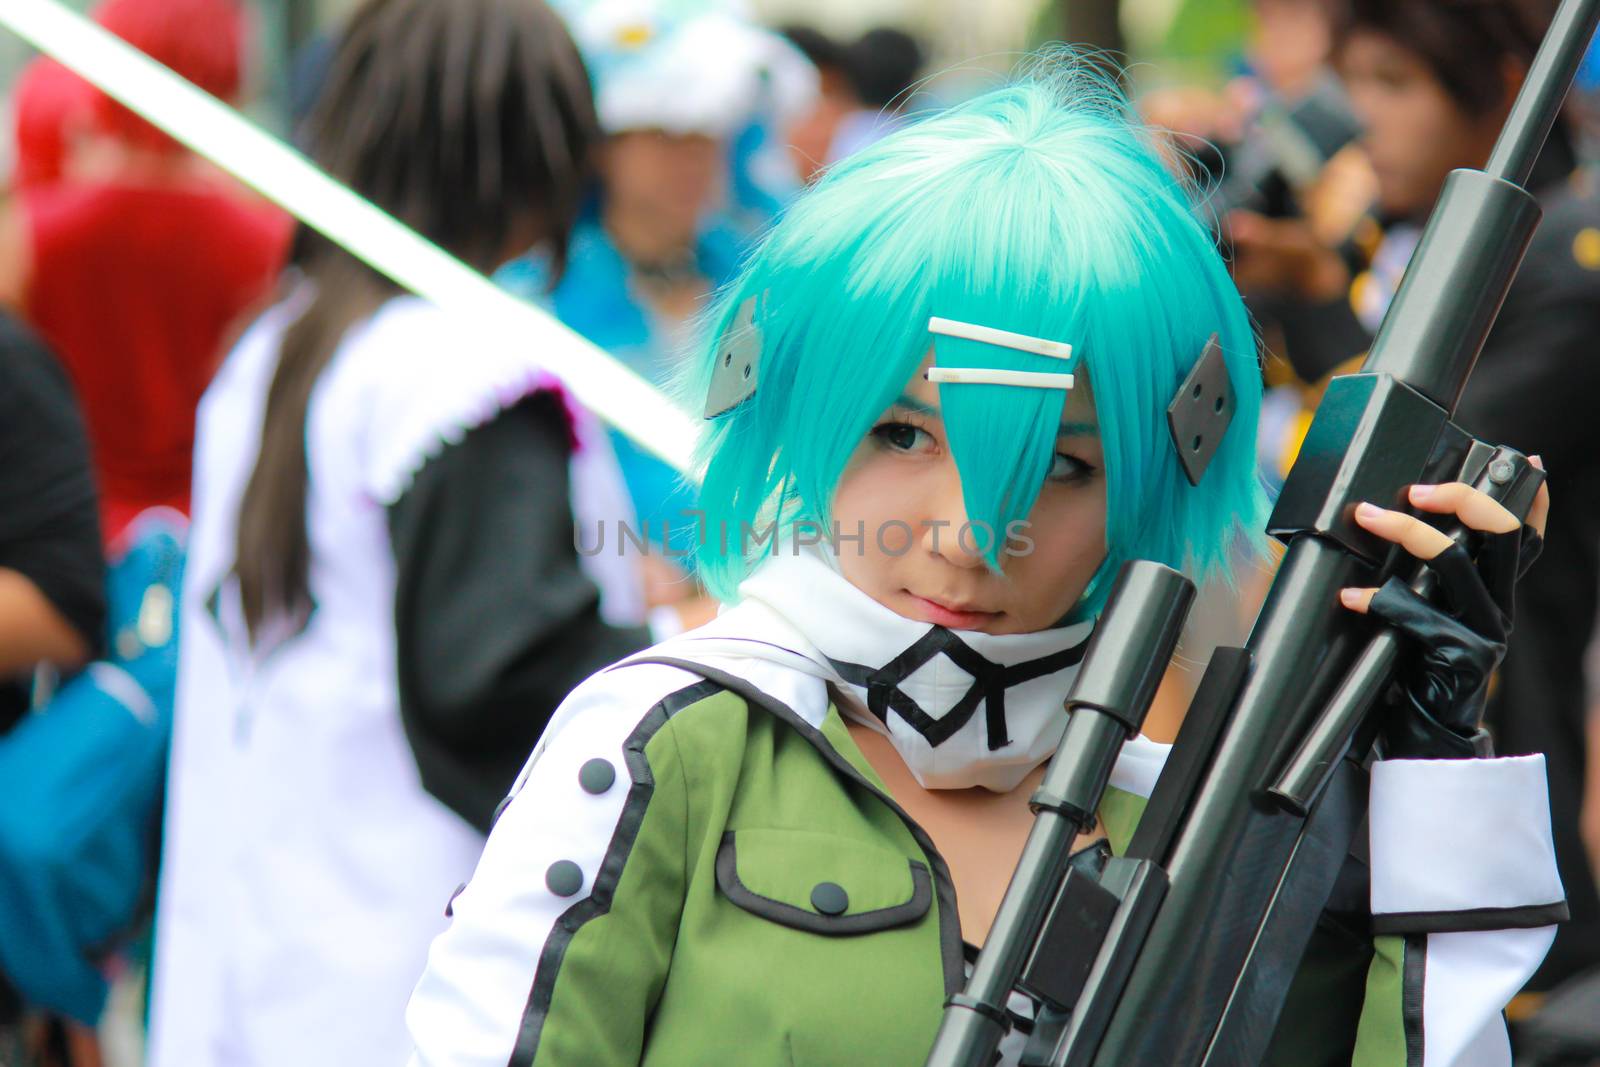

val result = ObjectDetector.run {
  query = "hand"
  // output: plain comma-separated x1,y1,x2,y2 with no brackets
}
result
1138,81,1254,146
0,567,91,674
1224,210,1349,302
1338,469,1550,758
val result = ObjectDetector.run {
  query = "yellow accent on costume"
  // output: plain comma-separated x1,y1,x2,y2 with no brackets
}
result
1572,227,1600,270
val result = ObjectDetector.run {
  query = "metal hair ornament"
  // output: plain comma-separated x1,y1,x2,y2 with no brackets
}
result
1165,333,1234,485
924,315,1075,391
703,294,763,418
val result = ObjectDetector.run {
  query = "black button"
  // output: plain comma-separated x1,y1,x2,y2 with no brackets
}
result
546,860,584,898
811,881,849,916
578,758,616,795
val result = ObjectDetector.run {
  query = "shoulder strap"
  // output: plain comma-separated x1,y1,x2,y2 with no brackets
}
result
618,654,808,726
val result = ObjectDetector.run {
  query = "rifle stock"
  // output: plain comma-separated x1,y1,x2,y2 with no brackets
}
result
925,561,1194,1067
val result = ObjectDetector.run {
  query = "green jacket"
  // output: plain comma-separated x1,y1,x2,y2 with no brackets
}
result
405,618,1565,1067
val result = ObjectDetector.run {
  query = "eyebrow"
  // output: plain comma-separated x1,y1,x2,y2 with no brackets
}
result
891,394,1099,438
892,393,938,415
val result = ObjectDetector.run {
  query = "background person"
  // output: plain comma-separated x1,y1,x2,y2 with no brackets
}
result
145,1,670,1063
0,311,103,1067
826,26,926,162
1227,0,1600,991
778,24,854,184
0,0,291,544
7,57,95,193
500,0,813,609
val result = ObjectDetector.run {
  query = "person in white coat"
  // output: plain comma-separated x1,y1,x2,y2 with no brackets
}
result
147,1,683,1063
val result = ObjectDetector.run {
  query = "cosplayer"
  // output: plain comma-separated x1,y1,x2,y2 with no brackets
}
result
500,0,816,566
405,64,1562,1066
147,1,663,1065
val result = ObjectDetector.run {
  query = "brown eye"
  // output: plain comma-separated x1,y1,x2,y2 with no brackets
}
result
870,422,933,454
1047,452,1095,484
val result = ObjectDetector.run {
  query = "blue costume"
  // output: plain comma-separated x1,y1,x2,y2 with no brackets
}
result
499,214,746,553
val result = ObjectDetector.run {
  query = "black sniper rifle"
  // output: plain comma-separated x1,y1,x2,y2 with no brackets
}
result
926,0,1600,1063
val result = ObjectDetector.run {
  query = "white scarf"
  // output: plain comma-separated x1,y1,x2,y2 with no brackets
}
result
737,550,1094,791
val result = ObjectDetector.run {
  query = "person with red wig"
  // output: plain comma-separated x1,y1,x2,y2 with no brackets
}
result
8,58,96,192
0,0,291,543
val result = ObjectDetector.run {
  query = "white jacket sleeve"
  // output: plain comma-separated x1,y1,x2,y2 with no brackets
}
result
1353,754,1566,1067
404,661,703,1067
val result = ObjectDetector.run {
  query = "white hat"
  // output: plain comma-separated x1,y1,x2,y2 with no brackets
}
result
558,0,818,138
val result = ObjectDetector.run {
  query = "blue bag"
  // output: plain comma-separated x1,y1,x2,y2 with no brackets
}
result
0,513,184,1023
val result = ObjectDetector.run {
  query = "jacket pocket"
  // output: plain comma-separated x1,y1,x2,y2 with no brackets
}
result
714,828,932,936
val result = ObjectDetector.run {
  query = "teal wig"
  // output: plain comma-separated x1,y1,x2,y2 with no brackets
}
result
683,60,1267,613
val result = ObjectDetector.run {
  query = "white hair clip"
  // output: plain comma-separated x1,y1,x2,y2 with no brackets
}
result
925,367,1075,390
925,315,1075,390
928,316,1073,361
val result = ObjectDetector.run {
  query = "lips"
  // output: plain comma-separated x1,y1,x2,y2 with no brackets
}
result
904,592,1001,631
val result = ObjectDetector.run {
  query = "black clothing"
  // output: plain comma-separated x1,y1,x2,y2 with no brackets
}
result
1418,159,1600,990
389,391,651,833
0,314,104,734
1265,135,1600,988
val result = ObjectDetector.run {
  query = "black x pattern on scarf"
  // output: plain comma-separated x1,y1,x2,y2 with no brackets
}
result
826,626,1091,751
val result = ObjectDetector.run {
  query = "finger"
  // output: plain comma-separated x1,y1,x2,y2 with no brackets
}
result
1353,502,1455,560
1476,528,1524,622
1339,586,1377,614
1406,482,1519,534
1426,542,1509,640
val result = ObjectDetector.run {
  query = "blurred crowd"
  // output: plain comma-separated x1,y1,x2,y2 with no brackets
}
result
0,0,1597,1064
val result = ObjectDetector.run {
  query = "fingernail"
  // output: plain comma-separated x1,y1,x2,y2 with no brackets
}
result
1409,484,1435,501
1339,588,1360,606
1355,502,1381,520
1530,454,1545,471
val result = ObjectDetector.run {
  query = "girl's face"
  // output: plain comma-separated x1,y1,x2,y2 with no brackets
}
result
830,356,1108,636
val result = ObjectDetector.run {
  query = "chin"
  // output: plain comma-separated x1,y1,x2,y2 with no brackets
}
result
1376,184,1424,222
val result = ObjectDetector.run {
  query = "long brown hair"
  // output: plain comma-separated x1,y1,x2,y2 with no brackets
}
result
234,0,599,639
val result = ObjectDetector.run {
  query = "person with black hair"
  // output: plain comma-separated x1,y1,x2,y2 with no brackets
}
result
780,24,855,184
1231,0,1600,992
144,1,668,1063
827,26,926,163
0,316,102,719
0,312,103,1061
845,26,925,112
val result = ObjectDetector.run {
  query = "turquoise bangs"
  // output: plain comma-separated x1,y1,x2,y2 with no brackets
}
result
683,62,1267,610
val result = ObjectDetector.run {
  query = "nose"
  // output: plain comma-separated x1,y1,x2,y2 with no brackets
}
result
920,458,987,570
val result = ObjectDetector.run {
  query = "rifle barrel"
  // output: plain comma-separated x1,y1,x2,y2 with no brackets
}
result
1083,4,1598,1064
1487,0,1600,186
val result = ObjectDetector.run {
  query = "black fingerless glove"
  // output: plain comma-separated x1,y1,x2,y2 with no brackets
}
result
1368,526,1542,759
